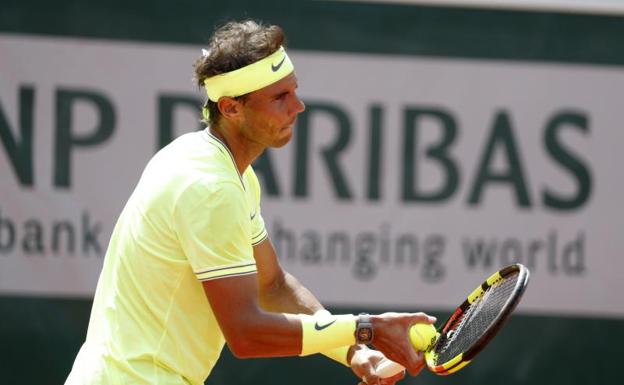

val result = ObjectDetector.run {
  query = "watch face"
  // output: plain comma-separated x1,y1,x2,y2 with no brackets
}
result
357,328,373,343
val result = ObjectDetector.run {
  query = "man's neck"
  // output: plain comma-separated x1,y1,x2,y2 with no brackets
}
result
209,125,264,174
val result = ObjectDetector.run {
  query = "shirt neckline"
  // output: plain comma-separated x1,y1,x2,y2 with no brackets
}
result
201,128,246,190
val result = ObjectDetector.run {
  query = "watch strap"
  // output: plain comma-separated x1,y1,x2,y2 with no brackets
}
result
355,313,374,344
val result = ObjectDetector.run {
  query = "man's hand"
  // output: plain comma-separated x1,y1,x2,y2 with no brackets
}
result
369,312,436,376
348,345,406,385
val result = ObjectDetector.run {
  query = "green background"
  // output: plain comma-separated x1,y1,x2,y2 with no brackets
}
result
2,1,624,384
3,297,623,385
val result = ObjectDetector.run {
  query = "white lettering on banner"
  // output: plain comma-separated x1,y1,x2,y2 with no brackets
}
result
1,34,623,318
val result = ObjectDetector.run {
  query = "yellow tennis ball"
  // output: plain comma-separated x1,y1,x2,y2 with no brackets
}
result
409,323,437,351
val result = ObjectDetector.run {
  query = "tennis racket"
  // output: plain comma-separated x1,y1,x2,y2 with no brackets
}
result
377,263,530,377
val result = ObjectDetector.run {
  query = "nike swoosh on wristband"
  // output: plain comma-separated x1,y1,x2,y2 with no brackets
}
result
314,319,337,331
271,56,286,72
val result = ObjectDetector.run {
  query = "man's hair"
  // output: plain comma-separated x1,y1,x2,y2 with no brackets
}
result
194,20,285,127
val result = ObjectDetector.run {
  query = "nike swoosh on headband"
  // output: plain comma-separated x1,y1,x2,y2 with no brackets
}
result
271,56,286,72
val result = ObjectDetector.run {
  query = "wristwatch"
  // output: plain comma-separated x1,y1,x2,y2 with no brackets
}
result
355,313,374,344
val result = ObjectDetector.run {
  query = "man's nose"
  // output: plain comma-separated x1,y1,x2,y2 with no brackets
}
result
292,95,305,113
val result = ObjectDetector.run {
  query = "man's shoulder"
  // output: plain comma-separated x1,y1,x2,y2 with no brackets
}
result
136,130,242,206
152,130,234,178
175,175,245,210
160,129,215,160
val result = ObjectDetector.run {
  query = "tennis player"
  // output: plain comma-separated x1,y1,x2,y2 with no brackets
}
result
64,20,435,385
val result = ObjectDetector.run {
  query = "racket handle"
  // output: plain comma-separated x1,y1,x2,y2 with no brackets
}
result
376,359,406,378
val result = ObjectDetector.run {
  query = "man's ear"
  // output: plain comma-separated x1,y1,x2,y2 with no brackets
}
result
217,97,242,121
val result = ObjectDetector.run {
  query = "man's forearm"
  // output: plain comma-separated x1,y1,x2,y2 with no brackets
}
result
258,271,359,366
259,271,323,315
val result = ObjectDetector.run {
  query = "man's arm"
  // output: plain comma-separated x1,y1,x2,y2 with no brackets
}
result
201,237,339,358
202,237,331,358
253,238,361,367
202,272,303,358
253,237,322,315
201,236,434,375
251,237,428,383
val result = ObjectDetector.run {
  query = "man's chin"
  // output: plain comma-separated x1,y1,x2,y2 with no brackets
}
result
272,130,293,148
273,138,292,148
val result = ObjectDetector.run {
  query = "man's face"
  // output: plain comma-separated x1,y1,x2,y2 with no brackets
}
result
238,73,305,148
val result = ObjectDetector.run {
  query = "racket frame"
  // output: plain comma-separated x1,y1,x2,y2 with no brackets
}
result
426,263,530,375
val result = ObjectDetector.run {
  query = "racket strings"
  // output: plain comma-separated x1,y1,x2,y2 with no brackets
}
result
434,272,519,364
